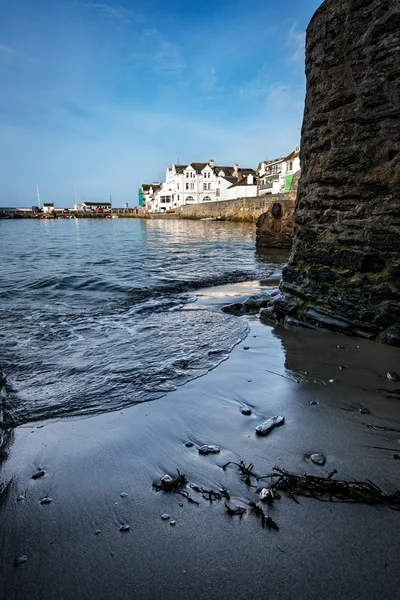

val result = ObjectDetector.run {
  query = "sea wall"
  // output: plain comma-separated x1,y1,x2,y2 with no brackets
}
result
256,171,300,248
177,194,290,224
272,0,400,345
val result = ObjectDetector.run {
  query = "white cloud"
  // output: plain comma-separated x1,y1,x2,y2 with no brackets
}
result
84,3,144,24
128,28,184,77
287,24,306,63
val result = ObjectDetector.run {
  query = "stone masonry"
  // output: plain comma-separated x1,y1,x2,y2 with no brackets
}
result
268,0,400,345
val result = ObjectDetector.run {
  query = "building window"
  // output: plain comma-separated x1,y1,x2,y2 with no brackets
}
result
208,183,211,190
218,180,221,185
186,183,189,190
288,161,293,171
190,183,194,190
186,196,194,202
207,172,211,178
216,189,220,197
186,172,189,178
177,184,179,190
203,196,211,202
177,195,180,201
203,183,207,190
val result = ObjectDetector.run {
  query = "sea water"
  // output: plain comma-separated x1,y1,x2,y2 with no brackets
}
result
0,218,287,425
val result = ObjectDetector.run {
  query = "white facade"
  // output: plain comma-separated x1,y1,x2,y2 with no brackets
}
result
152,161,256,212
43,203,55,213
226,174,258,200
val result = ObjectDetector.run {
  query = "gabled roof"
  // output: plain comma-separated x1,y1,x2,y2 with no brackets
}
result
283,149,300,161
142,183,161,192
174,165,188,173
83,201,112,206
228,177,257,189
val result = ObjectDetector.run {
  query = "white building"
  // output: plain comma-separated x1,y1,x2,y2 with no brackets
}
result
152,161,256,212
226,173,258,200
257,147,300,196
139,183,161,212
42,202,55,213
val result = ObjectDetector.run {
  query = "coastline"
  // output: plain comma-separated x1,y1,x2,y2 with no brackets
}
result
1,284,400,599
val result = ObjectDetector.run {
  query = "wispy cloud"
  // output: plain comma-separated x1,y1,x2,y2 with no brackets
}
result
84,3,144,24
0,43,34,65
129,28,184,77
287,24,306,62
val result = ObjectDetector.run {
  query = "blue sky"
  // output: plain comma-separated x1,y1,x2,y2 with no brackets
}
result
0,0,322,207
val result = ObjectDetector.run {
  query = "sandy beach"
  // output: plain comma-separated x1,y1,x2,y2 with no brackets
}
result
1,283,400,600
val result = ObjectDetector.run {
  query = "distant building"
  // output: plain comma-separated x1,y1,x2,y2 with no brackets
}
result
74,201,112,211
226,173,257,200
257,147,300,196
139,183,161,211
43,202,55,213
152,161,256,212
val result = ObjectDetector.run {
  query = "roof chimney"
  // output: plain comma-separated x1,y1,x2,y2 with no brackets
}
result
209,159,215,168
238,170,243,182
233,163,239,175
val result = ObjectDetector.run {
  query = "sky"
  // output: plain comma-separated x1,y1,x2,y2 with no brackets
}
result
0,0,322,207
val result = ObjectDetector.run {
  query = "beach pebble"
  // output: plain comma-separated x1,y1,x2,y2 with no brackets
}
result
184,441,194,448
110,552,116,557
259,488,274,504
336,344,345,349
339,365,346,370
40,497,52,505
255,415,285,436
95,530,101,535
161,475,173,485
387,372,400,382
178,502,184,507
119,525,130,532
309,400,318,406
32,469,45,479
311,453,326,466
161,514,170,520
16,495,26,502
14,555,28,567
243,346,250,350
198,445,220,454
329,379,335,383
359,408,371,415
120,492,128,497
240,407,252,416
170,520,176,526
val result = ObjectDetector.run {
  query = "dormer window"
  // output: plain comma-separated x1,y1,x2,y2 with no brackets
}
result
186,172,189,178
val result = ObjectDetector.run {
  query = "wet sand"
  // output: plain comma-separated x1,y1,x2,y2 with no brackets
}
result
1,286,400,600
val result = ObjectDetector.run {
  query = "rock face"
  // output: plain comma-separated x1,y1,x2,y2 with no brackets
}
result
278,0,400,346
256,172,300,248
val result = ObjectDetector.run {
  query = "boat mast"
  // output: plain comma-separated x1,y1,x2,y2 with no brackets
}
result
36,184,41,209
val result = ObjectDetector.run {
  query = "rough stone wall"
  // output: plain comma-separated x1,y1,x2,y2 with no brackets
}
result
177,194,291,224
278,0,400,345
256,171,300,248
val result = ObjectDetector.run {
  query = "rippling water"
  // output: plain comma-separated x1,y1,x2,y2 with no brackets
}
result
0,218,287,425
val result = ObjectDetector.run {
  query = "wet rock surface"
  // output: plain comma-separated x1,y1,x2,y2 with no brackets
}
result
272,0,400,346
198,445,220,454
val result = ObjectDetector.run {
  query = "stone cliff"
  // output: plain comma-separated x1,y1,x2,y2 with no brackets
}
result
270,0,400,345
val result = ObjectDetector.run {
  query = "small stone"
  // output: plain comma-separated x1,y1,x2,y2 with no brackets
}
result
32,469,45,479
387,372,400,382
259,488,274,504
95,530,101,535
359,408,371,415
336,345,344,349
14,555,28,567
329,379,335,383
255,415,285,436
198,445,220,454
16,495,26,502
161,475,173,485
36,425,44,429
161,514,170,520
110,552,115,557
309,400,318,406
120,492,128,497
119,524,130,532
240,407,252,416
243,346,250,350
170,520,176,526
40,497,52,504
184,441,194,448
311,453,326,466
339,365,346,370
178,502,184,507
